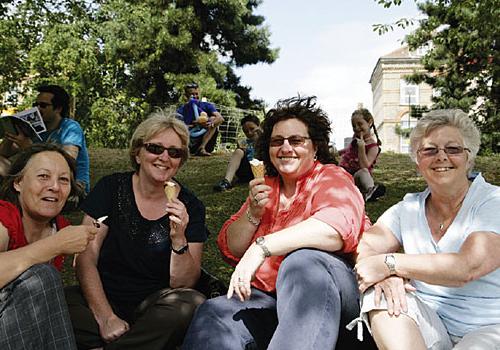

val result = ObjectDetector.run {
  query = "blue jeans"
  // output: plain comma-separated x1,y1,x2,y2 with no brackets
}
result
182,249,374,349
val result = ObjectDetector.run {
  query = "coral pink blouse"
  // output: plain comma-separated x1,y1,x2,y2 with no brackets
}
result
217,162,370,292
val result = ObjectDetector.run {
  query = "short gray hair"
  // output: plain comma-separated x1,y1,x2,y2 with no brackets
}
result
409,109,481,163
129,109,189,171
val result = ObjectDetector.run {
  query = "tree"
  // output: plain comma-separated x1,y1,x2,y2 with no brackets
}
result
0,0,277,147
374,0,499,152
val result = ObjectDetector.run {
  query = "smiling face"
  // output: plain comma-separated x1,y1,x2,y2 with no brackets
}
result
136,128,183,184
14,151,72,221
351,114,372,139
416,126,471,189
242,121,261,141
269,118,316,183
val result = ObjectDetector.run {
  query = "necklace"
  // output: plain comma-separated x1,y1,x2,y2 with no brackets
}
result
431,194,466,236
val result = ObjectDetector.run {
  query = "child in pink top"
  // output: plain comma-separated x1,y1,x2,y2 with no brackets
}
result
339,108,385,201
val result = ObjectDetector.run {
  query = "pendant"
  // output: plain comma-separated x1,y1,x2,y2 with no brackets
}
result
439,223,444,231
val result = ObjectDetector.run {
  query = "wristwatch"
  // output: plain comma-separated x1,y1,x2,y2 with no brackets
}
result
384,254,396,275
172,243,189,255
255,236,271,258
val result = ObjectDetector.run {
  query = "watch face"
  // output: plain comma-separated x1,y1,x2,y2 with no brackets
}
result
385,254,396,274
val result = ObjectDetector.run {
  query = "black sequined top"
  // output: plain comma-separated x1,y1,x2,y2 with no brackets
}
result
80,172,208,315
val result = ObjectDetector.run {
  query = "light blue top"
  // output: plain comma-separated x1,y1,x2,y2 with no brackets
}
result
379,174,500,337
36,118,90,193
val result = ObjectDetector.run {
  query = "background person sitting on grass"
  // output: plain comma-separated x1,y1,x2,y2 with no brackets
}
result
0,85,90,193
339,107,385,202
213,114,262,191
176,82,224,156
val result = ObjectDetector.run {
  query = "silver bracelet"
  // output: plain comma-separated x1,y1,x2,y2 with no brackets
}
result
245,209,260,226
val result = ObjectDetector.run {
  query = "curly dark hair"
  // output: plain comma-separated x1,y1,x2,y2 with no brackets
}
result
0,143,83,213
256,95,336,177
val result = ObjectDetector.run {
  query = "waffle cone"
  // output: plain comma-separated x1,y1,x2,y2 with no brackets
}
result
164,181,177,202
251,164,265,179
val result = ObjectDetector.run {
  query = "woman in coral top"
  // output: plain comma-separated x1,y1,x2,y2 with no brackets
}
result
0,143,97,350
183,96,375,349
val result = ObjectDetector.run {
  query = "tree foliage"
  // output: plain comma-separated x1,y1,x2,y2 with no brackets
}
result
375,0,499,152
0,0,277,147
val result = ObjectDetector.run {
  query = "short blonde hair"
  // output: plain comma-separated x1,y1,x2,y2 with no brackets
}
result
409,109,481,163
129,109,189,171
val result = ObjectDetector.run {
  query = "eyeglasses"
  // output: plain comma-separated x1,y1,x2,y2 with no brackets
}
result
32,102,52,108
417,146,470,157
143,143,185,158
269,135,311,147
185,83,199,89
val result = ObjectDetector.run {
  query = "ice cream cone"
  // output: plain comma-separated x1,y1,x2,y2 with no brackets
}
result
249,159,265,179
198,111,208,124
164,181,177,202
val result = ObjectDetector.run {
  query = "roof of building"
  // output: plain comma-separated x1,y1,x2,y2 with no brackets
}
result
369,46,422,83
382,46,410,58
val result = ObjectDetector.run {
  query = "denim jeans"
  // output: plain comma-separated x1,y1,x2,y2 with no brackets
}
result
182,249,375,349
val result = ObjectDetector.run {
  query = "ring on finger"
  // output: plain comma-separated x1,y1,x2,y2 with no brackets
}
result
253,195,259,203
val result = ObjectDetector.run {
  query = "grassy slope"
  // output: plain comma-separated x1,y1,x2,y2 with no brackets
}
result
62,149,500,285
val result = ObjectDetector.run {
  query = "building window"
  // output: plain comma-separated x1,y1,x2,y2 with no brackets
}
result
398,113,418,153
400,79,419,105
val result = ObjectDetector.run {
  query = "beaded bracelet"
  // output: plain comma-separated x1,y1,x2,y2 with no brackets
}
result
245,209,261,226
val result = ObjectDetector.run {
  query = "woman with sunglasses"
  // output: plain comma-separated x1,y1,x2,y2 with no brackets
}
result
354,109,500,349
183,96,375,349
66,111,208,350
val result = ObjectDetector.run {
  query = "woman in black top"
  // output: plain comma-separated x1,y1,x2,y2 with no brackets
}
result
66,110,208,350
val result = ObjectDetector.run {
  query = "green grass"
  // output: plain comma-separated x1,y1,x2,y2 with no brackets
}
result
62,149,500,285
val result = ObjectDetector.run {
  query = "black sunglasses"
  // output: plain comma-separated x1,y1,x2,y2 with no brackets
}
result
143,143,185,158
185,83,199,89
417,146,470,157
32,102,52,108
269,135,311,147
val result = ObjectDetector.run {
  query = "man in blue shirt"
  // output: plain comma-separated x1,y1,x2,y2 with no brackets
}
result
0,85,90,192
176,83,224,156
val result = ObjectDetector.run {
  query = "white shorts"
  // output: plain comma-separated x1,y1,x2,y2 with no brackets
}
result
355,288,500,350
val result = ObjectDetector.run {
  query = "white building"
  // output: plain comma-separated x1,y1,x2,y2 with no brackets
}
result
370,46,434,153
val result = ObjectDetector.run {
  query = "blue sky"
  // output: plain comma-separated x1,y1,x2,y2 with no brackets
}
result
236,0,421,146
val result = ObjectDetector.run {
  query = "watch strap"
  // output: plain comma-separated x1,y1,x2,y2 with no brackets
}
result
172,243,189,255
255,236,271,258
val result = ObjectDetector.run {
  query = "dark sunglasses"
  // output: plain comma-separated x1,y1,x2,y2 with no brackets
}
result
185,83,199,89
143,143,185,158
417,146,470,157
270,135,311,147
32,102,52,108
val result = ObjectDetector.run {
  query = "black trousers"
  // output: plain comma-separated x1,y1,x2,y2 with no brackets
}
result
65,285,205,350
